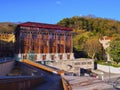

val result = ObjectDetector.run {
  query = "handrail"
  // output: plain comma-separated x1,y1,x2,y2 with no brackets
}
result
22,59,72,89
22,59,64,75
61,77,73,90
0,58,14,64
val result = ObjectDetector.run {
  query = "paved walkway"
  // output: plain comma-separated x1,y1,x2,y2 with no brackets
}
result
63,75,117,90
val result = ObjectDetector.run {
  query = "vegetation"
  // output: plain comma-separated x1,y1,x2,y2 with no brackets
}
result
57,15,120,60
83,37,103,59
108,37,120,64
57,16,120,36
96,60,120,67
0,22,16,33
1,15,120,62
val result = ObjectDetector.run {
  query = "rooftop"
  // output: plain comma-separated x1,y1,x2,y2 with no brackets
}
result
18,22,72,31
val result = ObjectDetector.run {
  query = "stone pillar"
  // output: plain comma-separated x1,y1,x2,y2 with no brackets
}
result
63,53,67,60
47,33,50,54
70,33,73,53
64,32,66,53
46,53,51,60
70,53,74,60
56,33,58,53
28,31,30,52
54,53,59,60
36,54,40,61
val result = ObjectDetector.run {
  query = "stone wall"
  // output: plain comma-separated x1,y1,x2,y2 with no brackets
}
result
16,61,63,90
48,58,94,75
0,60,15,76
98,64,120,74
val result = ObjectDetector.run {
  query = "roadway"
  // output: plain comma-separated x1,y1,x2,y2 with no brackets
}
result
63,75,120,90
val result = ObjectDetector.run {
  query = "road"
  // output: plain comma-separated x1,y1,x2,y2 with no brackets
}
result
63,74,120,90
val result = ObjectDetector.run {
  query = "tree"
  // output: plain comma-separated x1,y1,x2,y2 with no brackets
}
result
73,32,92,51
84,38,103,59
108,38,120,64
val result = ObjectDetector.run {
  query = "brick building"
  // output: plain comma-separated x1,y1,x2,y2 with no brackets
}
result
15,22,74,62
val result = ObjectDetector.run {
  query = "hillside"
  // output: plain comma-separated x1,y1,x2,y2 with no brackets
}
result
57,16,120,59
0,22,17,33
57,16,120,36
1,17,120,59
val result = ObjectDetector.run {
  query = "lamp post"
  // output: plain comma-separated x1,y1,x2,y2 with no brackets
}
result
109,62,110,82
107,61,111,83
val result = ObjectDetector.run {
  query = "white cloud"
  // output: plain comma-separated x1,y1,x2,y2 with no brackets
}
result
56,1,61,5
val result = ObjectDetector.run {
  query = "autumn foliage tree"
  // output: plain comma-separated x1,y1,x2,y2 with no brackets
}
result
83,38,103,59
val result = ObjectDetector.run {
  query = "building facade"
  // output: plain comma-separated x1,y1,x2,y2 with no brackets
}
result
0,33,15,57
15,22,74,62
99,36,111,61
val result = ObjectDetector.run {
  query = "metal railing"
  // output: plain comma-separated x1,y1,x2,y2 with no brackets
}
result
0,57,14,63
22,59,72,89
22,59,64,75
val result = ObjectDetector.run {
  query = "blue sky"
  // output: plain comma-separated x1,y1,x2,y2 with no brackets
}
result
0,0,120,24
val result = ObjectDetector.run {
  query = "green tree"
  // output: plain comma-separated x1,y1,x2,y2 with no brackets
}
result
108,38,120,64
73,32,92,51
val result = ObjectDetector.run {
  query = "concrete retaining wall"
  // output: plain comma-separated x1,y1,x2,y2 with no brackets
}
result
17,61,63,90
0,60,15,76
98,64,120,74
48,58,94,75
0,76,44,90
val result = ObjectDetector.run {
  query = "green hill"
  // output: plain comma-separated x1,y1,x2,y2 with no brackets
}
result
57,16,120,59
57,16,120,36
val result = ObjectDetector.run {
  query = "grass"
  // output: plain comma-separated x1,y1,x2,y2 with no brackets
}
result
95,60,120,68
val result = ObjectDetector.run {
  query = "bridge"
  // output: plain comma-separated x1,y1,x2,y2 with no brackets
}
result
0,58,72,90
22,59,72,90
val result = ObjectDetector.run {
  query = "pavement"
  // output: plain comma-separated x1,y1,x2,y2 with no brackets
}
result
63,73,120,90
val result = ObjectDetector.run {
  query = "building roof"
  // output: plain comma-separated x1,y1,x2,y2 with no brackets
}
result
18,22,72,31
99,36,112,40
